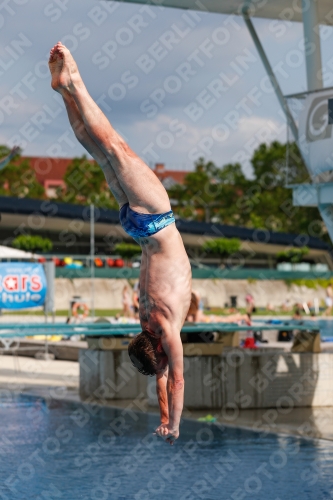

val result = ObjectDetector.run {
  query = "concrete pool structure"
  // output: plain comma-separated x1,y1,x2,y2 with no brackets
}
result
79,346,333,411
78,321,333,419
0,319,330,414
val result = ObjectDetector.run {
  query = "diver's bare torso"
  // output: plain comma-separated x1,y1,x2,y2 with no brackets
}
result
138,223,191,335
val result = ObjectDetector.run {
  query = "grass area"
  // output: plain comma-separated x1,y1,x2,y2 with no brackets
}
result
1,308,323,318
1,308,302,318
207,308,293,316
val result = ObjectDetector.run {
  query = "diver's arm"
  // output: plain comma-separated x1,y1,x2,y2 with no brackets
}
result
161,329,184,441
156,366,169,424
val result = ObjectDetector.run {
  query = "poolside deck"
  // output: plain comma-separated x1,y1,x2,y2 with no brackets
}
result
0,354,79,389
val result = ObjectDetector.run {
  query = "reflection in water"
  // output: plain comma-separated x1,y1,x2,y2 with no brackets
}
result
0,394,333,499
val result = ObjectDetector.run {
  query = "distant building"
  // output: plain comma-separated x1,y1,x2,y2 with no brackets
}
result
152,163,188,188
23,158,188,197
22,157,94,198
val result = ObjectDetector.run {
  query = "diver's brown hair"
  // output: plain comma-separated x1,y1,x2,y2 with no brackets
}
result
128,330,160,376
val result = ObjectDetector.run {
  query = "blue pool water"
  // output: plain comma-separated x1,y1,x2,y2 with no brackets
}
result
0,394,333,499
255,319,333,337
315,319,333,337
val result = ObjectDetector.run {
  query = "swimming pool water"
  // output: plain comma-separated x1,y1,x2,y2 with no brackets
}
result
315,319,333,337
0,394,333,500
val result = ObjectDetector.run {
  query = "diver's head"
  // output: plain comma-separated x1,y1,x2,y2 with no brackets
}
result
128,331,168,376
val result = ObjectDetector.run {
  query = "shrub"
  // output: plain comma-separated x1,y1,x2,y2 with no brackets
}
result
277,246,309,264
202,238,241,257
11,235,53,253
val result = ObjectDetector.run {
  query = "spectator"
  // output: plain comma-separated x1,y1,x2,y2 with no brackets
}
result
281,298,291,312
245,293,256,314
185,292,251,325
325,283,333,316
122,285,132,317
186,292,200,322
293,307,302,320
132,281,140,319
244,313,252,326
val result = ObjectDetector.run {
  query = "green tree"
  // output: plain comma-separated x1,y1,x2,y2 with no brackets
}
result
214,163,251,226
168,159,219,222
0,146,44,199
168,159,250,223
251,141,308,186
56,155,118,209
248,141,323,236
0,145,11,161
167,141,326,242
12,235,53,253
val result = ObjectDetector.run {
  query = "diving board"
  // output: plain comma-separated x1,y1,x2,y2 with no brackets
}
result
0,321,319,338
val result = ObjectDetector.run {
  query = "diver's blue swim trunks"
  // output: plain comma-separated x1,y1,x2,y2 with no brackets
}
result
119,203,175,239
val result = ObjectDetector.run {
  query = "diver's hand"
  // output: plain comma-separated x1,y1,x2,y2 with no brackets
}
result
154,424,179,445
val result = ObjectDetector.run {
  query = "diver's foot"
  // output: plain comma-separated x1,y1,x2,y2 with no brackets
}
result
49,42,82,93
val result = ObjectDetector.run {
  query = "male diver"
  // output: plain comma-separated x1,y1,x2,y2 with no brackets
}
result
49,42,191,445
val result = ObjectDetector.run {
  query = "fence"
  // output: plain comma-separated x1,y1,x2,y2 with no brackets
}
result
55,267,333,280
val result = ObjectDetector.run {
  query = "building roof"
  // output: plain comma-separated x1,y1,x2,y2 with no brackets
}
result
156,170,188,183
22,157,188,188
0,196,329,250
155,170,188,188
21,157,94,185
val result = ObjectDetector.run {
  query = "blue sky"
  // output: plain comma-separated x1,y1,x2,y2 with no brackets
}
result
1,0,332,177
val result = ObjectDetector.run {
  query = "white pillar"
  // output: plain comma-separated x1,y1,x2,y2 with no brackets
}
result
302,0,323,91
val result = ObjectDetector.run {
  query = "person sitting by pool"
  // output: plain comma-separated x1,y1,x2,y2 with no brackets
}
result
0,146,21,170
292,307,302,320
185,291,200,322
186,293,251,325
132,282,140,320
245,293,255,314
122,285,132,318
48,42,191,446
325,283,333,316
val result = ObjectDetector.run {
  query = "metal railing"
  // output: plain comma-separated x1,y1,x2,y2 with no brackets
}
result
55,266,333,280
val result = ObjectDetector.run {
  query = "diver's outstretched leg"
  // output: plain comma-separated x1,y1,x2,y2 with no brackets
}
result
61,91,127,207
49,42,170,214
49,47,127,207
